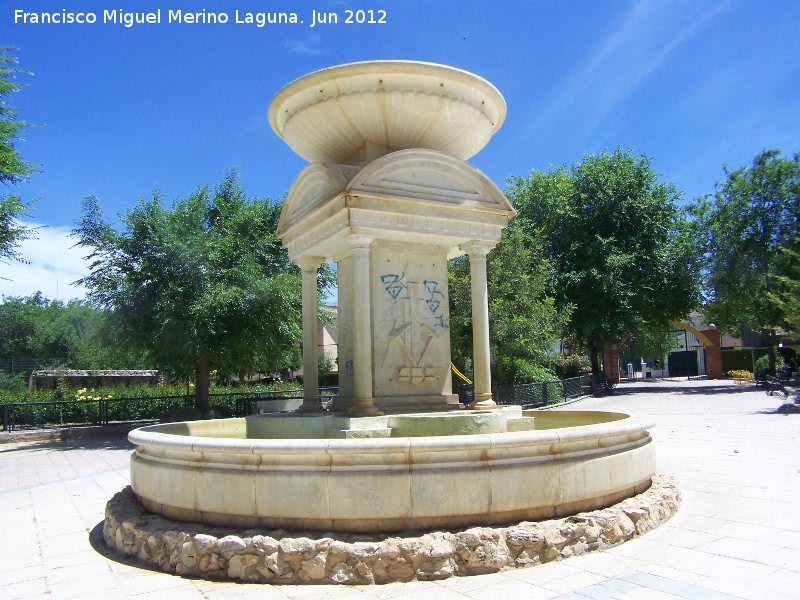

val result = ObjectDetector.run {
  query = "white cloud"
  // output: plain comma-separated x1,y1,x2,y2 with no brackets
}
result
0,223,91,301
285,35,326,55
527,0,731,144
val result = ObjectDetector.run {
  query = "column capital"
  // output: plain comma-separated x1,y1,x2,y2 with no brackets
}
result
348,231,373,250
459,240,496,259
295,255,325,272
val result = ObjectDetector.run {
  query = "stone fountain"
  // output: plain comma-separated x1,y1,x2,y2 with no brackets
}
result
109,62,672,582
269,60,513,416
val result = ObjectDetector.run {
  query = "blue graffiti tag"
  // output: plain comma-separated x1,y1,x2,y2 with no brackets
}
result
423,280,449,328
380,273,406,300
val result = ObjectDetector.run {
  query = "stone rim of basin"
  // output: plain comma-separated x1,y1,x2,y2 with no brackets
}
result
129,411,653,446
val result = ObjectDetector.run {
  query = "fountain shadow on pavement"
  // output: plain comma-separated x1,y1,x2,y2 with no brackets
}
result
613,382,761,396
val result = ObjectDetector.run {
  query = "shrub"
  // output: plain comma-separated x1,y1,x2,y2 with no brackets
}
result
0,372,27,393
727,369,753,383
754,354,783,377
494,357,557,386
551,353,591,379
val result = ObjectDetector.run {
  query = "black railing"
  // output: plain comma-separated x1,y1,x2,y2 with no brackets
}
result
0,387,341,432
0,395,194,431
457,375,596,409
234,386,339,416
1,403,13,431
1,376,603,432
0,356,66,376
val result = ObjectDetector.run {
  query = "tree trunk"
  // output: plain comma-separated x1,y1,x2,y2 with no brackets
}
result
195,355,210,410
588,338,600,375
767,328,777,375
766,271,777,375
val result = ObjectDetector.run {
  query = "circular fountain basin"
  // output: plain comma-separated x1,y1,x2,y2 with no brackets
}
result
128,408,656,533
268,60,506,165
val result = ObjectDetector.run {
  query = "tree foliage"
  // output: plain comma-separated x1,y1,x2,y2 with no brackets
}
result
769,240,800,341
0,292,79,359
507,148,700,374
449,220,568,385
0,47,38,269
0,292,145,368
688,150,800,371
73,172,327,407
621,326,683,368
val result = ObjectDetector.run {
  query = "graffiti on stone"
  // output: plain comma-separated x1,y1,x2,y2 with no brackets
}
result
380,272,448,382
422,279,449,329
380,273,406,300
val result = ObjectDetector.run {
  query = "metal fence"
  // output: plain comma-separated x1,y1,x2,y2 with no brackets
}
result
0,388,342,432
1,376,599,432
0,357,66,376
1,395,194,431
456,375,595,408
234,387,340,416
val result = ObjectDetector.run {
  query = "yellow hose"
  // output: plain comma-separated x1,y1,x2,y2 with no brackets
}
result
451,362,473,384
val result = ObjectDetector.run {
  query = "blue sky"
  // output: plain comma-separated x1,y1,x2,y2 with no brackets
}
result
2,0,799,300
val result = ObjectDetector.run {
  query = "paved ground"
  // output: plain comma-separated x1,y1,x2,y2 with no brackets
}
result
1,379,799,600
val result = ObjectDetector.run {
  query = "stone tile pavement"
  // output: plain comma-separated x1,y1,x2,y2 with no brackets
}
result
1,379,799,599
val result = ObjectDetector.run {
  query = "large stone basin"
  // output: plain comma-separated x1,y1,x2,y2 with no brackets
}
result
269,60,506,165
128,408,656,533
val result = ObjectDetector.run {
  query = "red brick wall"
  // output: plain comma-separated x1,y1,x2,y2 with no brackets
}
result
603,343,620,382
703,329,723,379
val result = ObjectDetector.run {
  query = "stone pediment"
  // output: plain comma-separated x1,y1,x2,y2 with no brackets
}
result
346,149,514,214
278,149,515,239
277,162,361,237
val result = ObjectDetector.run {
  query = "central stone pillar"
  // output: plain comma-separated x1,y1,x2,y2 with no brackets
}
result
462,241,497,410
368,240,459,413
329,236,461,414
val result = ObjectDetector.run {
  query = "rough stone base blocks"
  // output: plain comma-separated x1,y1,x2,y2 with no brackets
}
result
104,473,680,585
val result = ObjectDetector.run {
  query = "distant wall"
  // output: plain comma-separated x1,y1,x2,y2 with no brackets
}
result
30,370,160,390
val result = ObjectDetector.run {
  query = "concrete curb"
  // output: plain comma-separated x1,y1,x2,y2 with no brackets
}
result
0,421,152,444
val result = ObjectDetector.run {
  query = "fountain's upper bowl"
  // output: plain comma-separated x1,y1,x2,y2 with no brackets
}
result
268,61,506,165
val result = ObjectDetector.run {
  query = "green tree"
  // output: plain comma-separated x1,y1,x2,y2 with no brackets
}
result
507,148,700,375
0,293,56,357
620,326,683,371
73,172,329,408
449,220,568,385
0,47,38,269
0,292,141,368
770,242,800,340
689,150,800,372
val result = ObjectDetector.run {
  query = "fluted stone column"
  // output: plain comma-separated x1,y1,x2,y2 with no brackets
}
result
298,256,325,413
462,241,497,410
349,234,383,416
